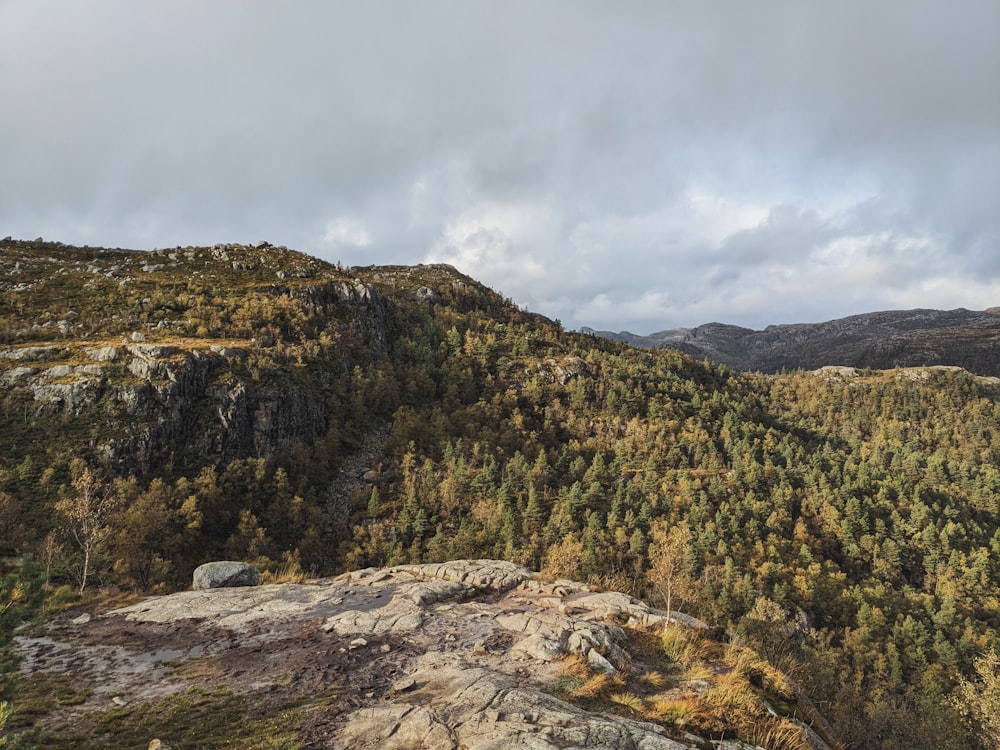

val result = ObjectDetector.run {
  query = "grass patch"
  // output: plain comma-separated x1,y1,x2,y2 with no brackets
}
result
79,686,302,750
10,671,93,722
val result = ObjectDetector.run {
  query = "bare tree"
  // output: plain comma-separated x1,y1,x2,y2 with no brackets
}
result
38,529,63,586
56,460,120,593
646,520,696,625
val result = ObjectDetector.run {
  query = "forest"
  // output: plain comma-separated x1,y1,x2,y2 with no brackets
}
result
1,240,999,748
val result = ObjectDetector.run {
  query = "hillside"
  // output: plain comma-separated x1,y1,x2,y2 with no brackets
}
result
582,307,1000,375
2,239,1000,748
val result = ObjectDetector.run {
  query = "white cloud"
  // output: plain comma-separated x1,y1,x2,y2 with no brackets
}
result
574,291,676,330
0,2,997,332
320,218,372,249
424,202,555,295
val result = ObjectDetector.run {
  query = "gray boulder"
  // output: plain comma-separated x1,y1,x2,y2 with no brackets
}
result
414,286,442,304
192,561,260,590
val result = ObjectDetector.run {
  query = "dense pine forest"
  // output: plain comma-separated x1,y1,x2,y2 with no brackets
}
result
1,240,999,748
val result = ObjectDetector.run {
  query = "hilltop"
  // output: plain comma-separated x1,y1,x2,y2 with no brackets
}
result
1,238,999,748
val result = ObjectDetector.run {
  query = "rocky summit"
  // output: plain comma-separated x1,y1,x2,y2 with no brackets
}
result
14,560,832,749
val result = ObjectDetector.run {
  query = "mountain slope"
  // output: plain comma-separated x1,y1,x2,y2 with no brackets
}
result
583,307,1000,374
1,239,998,748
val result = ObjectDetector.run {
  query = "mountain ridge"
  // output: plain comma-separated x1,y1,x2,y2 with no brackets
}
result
582,307,1000,375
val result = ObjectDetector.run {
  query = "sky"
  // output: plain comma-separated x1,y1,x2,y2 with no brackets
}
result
1,2,998,333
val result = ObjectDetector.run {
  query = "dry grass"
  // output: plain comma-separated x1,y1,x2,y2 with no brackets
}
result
702,672,762,719
259,556,307,585
660,626,715,668
650,696,705,729
551,623,816,749
638,670,667,690
749,718,816,750
727,644,796,702
568,673,615,701
608,692,646,714
559,653,592,681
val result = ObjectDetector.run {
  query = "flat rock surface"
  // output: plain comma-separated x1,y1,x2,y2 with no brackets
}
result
14,560,770,749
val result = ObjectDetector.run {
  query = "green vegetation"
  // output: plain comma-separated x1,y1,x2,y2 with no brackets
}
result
1,556,45,749
19,683,303,750
2,239,1000,747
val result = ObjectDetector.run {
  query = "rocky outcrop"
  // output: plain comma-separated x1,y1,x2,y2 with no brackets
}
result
0,342,330,472
192,561,260,590
0,242,402,476
15,560,829,750
537,356,592,385
415,285,443,304
340,653,690,750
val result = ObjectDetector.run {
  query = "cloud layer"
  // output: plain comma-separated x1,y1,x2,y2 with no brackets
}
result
2,1,997,331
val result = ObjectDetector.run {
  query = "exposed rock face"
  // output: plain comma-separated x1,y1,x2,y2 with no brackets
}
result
191,561,260,590
0,342,331,473
0,243,397,476
537,356,592,385
415,285,443,304
340,653,690,750
14,560,830,749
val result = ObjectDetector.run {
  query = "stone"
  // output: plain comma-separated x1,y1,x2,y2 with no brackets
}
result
323,606,424,635
0,346,63,361
510,632,565,662
398,579,467,606
192,561,260,590
44,364,76,379
84,346,121,362
339,705,457,750
391,676,416,693
414,286,442,304
586,648,616,674
209,345,243,358
338,654,690,749
0,366,36,385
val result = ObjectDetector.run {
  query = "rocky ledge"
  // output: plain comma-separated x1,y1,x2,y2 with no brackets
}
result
14,560,832,749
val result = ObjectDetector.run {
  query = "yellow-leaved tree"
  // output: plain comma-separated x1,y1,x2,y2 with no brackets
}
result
646,520,697,625
55,460,121,594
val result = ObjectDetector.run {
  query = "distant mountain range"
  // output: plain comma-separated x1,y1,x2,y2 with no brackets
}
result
582,307,1000,375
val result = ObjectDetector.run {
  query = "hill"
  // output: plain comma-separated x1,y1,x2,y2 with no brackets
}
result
2,238,999,748
582,307,1000,375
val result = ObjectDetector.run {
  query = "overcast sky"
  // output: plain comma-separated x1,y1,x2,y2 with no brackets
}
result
2,2,998,332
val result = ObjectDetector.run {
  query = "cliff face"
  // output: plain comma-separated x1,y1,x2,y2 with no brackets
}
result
14,560,835,750
1,327,355,474
0,240,404,474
